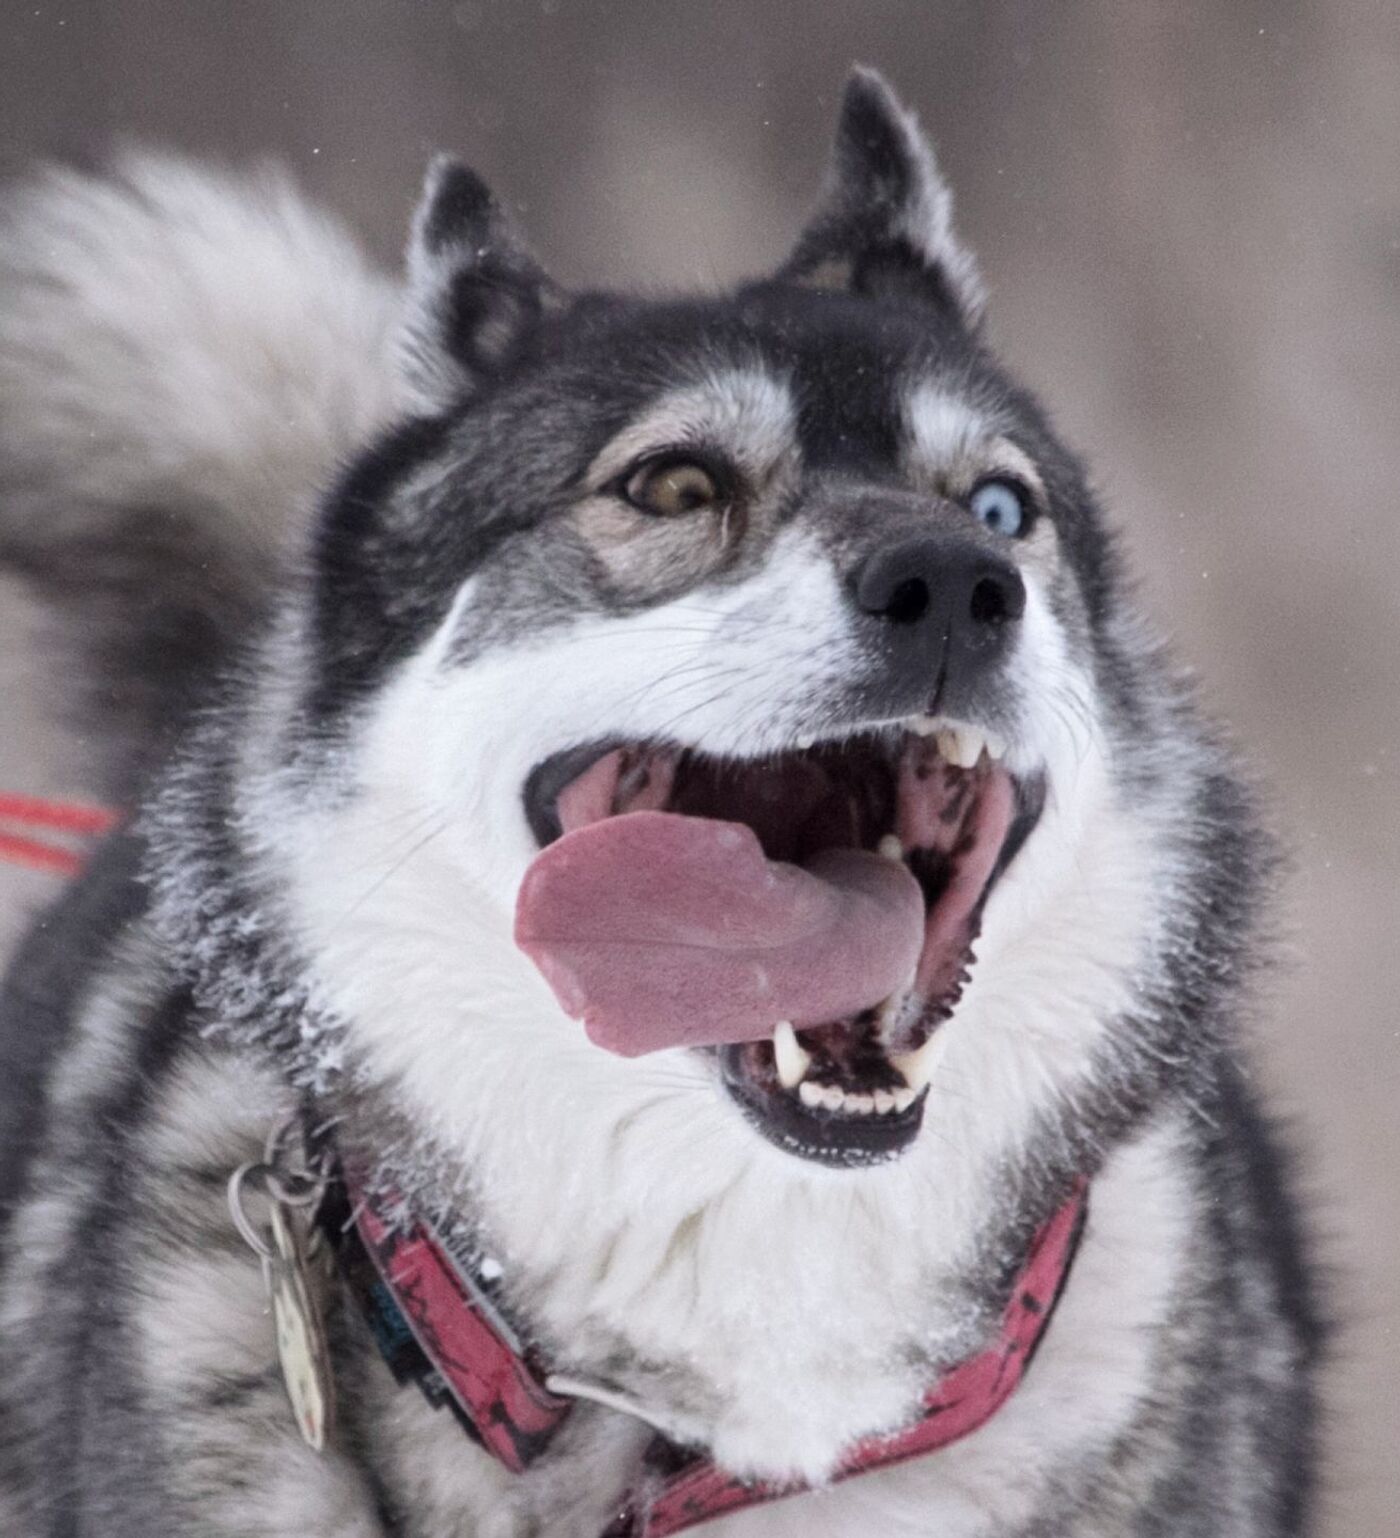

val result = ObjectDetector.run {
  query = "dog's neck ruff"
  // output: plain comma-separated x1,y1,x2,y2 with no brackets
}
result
0,800,1088,1533
327,1162,1088,1538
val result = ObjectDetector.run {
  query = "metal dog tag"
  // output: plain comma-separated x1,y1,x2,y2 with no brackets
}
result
265,1201,336,1452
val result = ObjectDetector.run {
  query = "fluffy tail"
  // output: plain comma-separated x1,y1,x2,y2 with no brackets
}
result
0,151,400,793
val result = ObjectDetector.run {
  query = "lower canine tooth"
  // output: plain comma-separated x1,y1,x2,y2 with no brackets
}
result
892,1032,951,1093
877,833,904,862
773,1021,812,1090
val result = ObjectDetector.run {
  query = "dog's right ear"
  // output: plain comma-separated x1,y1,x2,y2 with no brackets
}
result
398,156,560,414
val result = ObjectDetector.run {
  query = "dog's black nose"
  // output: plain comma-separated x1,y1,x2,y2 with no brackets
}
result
855,535,1025,632
852,532,1024,705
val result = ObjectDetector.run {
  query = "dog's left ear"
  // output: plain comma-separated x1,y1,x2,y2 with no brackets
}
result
777,67,985,330
399,155,562,413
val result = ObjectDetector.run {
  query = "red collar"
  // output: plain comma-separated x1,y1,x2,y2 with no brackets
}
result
330,1168,1087,1538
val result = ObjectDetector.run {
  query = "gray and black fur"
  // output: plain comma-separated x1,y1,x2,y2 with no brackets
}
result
0,71,1321,1538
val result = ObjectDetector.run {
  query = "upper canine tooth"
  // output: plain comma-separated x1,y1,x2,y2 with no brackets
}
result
956,727,985,768
936,725,983,770
892,1031,951,1093
772,1021,812,1090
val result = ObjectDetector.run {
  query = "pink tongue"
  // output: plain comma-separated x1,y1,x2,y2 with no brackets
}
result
514,811,924,1057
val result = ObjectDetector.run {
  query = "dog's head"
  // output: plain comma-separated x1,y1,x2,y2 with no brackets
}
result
273,71,1164,1212
234,69,1226,1472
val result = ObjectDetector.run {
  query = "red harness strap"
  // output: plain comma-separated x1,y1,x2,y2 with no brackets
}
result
0,793,118,877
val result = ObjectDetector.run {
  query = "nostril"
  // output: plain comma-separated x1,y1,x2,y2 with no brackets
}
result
883,576,931,626
969,577,1008,627
968,570,1025,628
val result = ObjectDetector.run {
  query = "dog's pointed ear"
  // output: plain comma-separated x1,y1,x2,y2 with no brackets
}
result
398,155,561,413
777,68,985,329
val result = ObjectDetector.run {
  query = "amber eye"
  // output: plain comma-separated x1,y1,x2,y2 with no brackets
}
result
623,457,723,517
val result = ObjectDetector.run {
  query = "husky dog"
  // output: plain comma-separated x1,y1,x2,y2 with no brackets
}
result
0,70,1321,1537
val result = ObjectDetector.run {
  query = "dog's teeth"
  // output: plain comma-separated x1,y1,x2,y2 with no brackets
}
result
794,733,817,751
936,725,984,770
877,833,904,862
892,1031,950,1093
795,1081,895,1117
913,714,999,767
772,1020,812,1090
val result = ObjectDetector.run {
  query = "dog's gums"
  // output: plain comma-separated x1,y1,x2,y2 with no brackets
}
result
517,723,1045,1166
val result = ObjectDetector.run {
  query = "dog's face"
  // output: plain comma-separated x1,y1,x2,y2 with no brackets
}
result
276,75,1155,1215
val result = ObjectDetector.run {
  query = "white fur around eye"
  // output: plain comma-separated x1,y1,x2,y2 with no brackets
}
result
585,371,797,491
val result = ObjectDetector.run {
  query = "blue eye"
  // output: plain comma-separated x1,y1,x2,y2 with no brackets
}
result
969,478,1028,537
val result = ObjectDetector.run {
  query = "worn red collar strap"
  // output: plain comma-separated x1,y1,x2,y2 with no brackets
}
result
614,1182,1086,1537
322,1172,573,1470
326,1170,1087,1538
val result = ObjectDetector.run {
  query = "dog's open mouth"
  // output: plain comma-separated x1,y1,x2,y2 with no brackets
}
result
516,723,1043,1167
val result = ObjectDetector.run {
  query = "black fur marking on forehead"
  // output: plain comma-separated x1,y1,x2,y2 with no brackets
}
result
556,282,975,478
737,282,969,475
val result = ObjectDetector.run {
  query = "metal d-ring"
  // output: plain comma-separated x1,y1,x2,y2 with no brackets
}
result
228,1113,330,1260
227,1161,277,1260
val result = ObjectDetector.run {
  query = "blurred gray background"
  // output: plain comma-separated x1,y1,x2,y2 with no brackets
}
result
0,2,1395,1531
